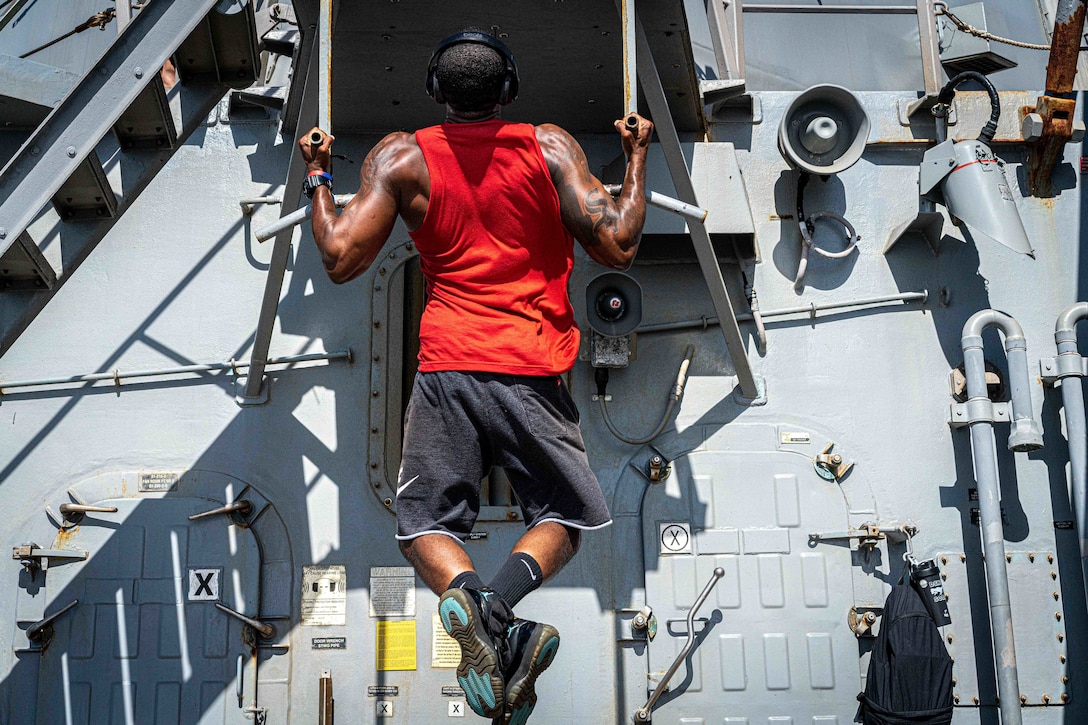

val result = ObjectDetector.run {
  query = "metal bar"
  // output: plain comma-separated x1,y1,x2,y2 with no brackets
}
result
0,350,351,393
254,194,353,242
318,0,333,132
0,0,222,259
115,0,131,33
634,568,724,722
636,291,927,333
633,17,758,398
742,4,916,12
916,0,942,98
705,0,738,80
319,669,334,725
215,603,275,639
1046,0,1087,95
243,38,321,400
729,1,747,81
621,0,637,116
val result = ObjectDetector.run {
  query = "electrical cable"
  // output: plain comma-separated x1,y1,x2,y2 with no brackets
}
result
597,346,694,446
937,71,1001,145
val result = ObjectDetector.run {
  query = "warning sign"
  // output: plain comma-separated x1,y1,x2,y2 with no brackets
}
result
301,565,347,626
376,620,417,671
659,523,692,555
370,566,416,618
431,612,461,668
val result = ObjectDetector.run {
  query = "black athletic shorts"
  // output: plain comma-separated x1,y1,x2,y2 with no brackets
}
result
394,371,612,542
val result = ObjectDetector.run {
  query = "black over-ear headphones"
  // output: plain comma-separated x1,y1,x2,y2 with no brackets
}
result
426,31,520,106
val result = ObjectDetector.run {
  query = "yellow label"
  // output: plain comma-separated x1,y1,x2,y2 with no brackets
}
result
431,612,461,668
376,620,417,671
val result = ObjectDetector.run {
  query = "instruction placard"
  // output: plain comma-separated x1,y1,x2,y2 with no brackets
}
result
431,612,461,668
370,566,416,618
376,620,417,671
301,565,347,626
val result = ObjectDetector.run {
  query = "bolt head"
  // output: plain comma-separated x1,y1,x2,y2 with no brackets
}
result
1021,113,1044,143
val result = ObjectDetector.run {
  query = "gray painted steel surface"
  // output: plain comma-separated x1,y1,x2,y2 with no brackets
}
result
1,1,1086,723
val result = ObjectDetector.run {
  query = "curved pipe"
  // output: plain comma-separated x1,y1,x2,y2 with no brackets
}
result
937,71,1001,145
600,346,694,446
963,310,1042,452
960,309,1044,725
1053,302,1088,626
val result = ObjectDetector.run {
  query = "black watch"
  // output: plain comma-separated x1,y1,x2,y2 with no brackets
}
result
304,172,333,199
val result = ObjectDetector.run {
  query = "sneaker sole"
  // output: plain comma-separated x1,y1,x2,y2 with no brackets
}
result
505,624,560,725
439,589,505,718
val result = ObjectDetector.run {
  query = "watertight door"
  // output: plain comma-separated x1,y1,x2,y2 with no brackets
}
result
34,495,262,724
641,430,859,722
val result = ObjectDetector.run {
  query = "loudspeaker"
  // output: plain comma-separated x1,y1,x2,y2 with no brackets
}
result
426,31,520,106
777,84,870,175
585,273,642,337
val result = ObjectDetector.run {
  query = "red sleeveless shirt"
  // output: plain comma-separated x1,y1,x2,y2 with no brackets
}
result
409,120,579,375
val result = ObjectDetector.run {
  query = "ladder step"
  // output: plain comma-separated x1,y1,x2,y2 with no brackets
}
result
0,232,56,292
174,3,260,88
114,74,177,150
51,152,117,221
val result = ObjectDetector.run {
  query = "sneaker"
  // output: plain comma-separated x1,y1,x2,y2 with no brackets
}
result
439,587,512,719
502,619,561,725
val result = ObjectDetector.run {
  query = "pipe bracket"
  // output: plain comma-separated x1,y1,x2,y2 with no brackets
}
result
1040,355,1088,384
949,399,1010,427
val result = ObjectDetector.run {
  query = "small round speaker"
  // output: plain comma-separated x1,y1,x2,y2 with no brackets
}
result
778,84,870,175
585,272,642,337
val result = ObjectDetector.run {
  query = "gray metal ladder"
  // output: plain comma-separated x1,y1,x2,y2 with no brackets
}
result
0,0,262,358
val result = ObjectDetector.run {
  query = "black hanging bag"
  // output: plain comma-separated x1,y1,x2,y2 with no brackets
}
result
855,562,954,724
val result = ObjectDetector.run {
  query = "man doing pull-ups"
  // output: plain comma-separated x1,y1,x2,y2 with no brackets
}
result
300,28,651,722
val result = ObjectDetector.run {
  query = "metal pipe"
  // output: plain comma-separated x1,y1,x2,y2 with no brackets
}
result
318,0,333,134
635,291,927,334
963,310,1043,452
258,187,705,244
621,0,636,117
0,350,352,394
961,309,1042,725
604,184,708,223
255,194,353,243
1054,302,1088,620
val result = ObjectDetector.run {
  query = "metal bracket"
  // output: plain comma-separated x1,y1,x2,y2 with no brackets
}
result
849,606,882,637
812,442,853,481
12,543,88,573
809,523,917,551
949,399,1011,428
647,455,671,483
1040,355,1088,385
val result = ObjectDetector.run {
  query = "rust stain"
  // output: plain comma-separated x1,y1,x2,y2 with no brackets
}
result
1045,9,1086,95
54,526,79,547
